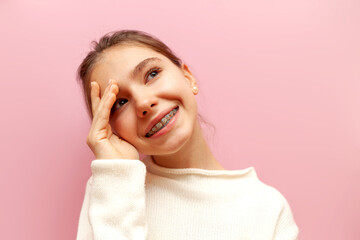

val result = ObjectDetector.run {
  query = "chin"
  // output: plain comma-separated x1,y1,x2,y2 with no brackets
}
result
139,130,191,156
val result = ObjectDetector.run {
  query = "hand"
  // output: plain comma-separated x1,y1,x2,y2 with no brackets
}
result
86,79,139,160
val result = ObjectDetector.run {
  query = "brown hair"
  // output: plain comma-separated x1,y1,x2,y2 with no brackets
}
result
76,29,215,137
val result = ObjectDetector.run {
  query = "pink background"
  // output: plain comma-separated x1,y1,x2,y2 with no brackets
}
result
1,0,359,239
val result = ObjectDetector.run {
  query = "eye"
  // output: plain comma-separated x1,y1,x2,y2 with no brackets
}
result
111,98,128,113
145,67,161,83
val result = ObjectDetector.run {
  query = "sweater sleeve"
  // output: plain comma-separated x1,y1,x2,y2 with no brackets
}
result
76,159,147,240
272,195,299,240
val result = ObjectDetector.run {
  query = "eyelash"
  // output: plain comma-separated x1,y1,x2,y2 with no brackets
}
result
111,67,162,114
145,67,161,83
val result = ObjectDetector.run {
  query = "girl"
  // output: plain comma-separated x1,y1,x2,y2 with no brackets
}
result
76,30,299,240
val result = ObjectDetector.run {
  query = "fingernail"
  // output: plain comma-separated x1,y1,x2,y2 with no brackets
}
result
108,79,112,85
91,82,95,88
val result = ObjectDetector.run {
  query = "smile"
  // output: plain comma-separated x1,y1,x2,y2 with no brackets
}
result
145,106,179,137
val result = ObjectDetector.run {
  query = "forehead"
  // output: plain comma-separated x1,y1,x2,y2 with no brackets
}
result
90,45,170,93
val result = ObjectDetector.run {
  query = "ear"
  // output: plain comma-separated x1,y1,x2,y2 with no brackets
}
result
181,63,198,95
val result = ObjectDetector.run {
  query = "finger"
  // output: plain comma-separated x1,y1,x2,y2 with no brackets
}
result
88,85,115,143
91,80,118,130
90,82,100,115
94,82,118,125
91,79,115,115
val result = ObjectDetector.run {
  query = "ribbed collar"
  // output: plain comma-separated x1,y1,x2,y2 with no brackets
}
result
141,155,257,179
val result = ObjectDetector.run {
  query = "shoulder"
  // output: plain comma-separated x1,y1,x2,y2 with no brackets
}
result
253,180,300,238
244,175,292,211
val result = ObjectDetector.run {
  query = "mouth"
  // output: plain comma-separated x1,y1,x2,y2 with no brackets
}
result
145,106,179,138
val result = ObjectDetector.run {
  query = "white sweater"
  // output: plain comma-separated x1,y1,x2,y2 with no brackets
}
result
76,156,299,240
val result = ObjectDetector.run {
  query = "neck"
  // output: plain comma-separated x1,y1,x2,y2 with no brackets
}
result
152,121,225,170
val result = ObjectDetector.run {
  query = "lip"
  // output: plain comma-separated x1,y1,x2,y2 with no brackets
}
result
144,106,178,136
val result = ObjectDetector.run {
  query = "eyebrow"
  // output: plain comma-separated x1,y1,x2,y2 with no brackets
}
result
131,57,162,78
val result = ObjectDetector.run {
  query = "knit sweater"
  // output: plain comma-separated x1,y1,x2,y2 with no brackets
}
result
76,156,299,240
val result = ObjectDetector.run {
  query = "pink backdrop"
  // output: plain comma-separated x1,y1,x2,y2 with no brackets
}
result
1,0,359,239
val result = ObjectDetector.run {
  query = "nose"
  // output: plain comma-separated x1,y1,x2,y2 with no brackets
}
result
135,91,158,118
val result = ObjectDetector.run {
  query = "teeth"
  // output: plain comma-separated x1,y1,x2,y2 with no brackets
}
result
146,107,178,137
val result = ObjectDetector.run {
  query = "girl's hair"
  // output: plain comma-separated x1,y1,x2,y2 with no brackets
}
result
76,29,215,137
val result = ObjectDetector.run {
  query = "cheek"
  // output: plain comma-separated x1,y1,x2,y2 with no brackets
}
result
160,76,192,98
111,115,137,140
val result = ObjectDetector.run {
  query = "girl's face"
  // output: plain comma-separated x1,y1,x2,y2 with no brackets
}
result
89,44,199,156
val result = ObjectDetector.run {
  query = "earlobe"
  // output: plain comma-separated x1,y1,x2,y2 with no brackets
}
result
192,85,198,95
182,63,199,95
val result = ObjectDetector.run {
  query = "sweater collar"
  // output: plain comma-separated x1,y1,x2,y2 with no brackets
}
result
141,155,257,178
